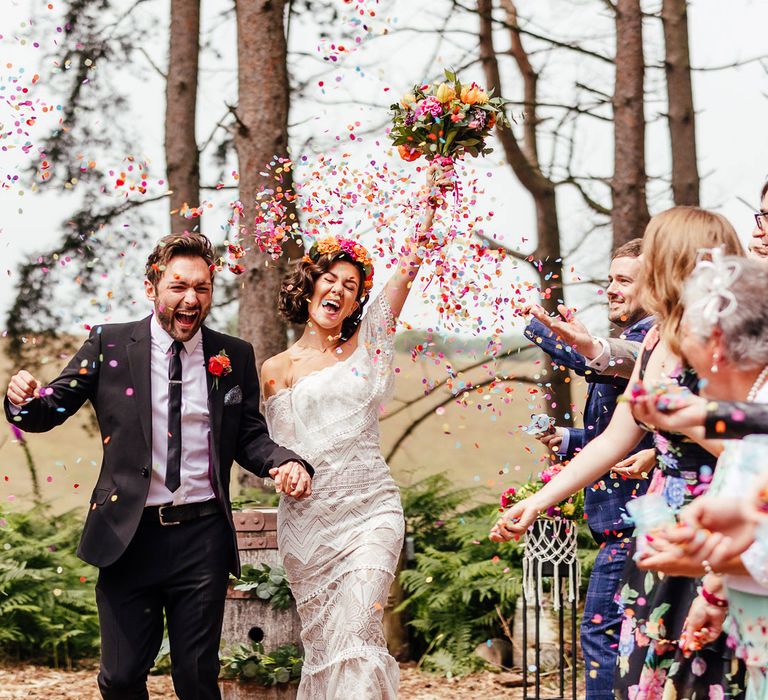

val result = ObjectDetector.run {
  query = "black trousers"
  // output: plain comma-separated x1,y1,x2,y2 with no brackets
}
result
96,510,232,700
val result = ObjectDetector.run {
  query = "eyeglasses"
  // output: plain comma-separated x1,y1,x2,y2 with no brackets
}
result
755,212,768,231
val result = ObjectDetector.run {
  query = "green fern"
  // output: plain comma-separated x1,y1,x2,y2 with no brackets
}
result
398,475,524,677
0,506,99,666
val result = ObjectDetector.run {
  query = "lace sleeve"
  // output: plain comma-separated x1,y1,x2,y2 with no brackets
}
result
359,292,396,393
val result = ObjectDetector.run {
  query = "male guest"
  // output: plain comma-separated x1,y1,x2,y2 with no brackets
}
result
5,232,312,700
522,238,653,699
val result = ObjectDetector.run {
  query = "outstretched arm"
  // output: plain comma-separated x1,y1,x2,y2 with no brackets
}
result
384,162,454,319
491,340,649,541
5,327,101,431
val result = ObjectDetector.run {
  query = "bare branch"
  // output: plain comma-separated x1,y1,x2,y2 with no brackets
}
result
199,110,234,154
501,0,539,168
453,0,614,64
559,177,611,217
385,371,538,463
691,55,768,72
136,46,166,80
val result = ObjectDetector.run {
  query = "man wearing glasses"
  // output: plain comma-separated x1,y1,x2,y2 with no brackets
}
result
749,180,768,259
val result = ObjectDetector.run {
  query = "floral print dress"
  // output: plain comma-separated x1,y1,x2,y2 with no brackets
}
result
614,329,746,700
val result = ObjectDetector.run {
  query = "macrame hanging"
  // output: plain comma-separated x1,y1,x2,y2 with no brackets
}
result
523,519,580,611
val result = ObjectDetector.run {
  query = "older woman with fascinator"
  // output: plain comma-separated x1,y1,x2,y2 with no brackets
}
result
630,254,768,699
491,206,746,699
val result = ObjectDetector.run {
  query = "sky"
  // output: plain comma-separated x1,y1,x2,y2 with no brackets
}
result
0,0,767,339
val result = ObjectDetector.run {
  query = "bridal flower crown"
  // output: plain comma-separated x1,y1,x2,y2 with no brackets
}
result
303,235,375,295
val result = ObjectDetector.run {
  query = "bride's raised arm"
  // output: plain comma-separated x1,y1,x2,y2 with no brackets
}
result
384,162,454,319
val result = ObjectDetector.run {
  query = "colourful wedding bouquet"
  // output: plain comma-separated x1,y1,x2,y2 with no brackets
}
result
389,69,510,163
499,465,584,522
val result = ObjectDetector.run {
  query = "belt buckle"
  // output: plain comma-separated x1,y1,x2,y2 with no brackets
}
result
158,504,181,526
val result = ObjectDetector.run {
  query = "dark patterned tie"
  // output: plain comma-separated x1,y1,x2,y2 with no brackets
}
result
165,340,184,493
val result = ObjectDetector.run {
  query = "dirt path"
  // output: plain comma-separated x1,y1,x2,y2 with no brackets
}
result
0,663,533,699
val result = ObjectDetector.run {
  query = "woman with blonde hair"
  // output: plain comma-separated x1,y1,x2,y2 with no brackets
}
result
491,206,746,698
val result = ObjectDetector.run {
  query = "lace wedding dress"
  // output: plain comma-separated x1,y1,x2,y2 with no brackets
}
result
265,293,405,699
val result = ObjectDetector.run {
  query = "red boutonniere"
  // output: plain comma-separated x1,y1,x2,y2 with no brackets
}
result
208,349,232,388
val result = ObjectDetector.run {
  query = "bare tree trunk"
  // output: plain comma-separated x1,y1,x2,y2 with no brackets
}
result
612,0,649,247
478,0,572,426
234,0,299,369
165,0,200,233
662,0,699,205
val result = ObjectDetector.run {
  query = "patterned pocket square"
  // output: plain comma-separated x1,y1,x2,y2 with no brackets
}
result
224,386,242,406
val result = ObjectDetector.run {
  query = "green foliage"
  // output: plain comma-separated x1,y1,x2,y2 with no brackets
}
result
231,563,293,611
399,474,522,677
400,473,476,552
0,506,99,666
219,642,303,685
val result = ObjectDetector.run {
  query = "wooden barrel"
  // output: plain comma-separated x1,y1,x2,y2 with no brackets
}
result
220,508,302,699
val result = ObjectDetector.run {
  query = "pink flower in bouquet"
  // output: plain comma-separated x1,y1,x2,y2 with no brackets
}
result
540,464,562,483
417,96,443,118
500,487,516,509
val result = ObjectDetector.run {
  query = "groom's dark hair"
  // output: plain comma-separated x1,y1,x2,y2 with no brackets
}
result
145,232,216,288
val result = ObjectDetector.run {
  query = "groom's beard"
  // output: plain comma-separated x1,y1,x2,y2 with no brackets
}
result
155,303,209,341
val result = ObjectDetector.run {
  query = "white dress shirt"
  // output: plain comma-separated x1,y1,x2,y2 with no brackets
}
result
145,315,215,506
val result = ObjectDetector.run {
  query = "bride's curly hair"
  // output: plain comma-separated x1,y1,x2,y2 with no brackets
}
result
279,250,369,341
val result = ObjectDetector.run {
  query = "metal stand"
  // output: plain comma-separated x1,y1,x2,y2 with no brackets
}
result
522,558,578,700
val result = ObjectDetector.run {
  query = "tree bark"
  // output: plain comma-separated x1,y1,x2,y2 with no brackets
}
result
478,0,572,427
165,0,200,233
612,0,649,247
235,0,300,369
662,0,699,205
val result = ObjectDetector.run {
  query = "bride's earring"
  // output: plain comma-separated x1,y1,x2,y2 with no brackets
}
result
711,350,720,374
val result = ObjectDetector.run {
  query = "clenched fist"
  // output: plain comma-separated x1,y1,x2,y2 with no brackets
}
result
7,370,42,407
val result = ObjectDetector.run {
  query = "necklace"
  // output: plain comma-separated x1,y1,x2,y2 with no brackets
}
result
747,365,768,402
297,332,342,354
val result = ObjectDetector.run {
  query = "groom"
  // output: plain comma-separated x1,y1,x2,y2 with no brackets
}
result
5,232,312,700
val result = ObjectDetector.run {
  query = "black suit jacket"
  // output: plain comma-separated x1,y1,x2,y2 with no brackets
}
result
4,316,309,575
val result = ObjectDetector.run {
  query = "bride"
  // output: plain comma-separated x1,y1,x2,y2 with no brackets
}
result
261,163,453,699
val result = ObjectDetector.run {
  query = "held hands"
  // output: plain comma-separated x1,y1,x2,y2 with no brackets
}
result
612,448,656,479
676,496,760,568
635,524,725,577
6,369,42,407
269,461,312,500
489,496,542,542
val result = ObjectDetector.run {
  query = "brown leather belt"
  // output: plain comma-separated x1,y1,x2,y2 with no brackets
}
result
142,499,221,526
